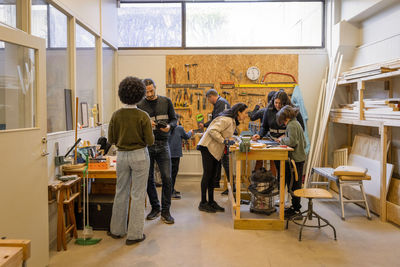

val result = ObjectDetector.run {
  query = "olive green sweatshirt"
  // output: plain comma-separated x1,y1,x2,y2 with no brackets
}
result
108,107,154,151
280,118,306,162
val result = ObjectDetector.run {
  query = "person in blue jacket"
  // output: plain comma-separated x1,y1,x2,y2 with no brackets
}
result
168,119,193,199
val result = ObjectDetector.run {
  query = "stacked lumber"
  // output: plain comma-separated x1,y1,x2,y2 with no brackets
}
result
331,98,400,124
339,59,400,82
305,52,343,186
337,98,400,111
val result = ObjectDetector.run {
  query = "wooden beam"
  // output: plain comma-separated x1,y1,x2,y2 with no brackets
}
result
235,159,241,219
0,240,30,261
358,81,365,120
380,125,388,222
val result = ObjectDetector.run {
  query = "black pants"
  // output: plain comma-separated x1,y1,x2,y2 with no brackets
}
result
199,146,219,203
147,141,172,212
275,160,304,211
215,153,230,186
171,157,180,192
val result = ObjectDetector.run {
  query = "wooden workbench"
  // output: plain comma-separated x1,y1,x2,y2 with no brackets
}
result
228,146,293,230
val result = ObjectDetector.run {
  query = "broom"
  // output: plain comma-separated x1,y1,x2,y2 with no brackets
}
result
75,154,102,245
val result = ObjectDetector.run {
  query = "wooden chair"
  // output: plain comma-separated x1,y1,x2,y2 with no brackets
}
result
286,160,337,241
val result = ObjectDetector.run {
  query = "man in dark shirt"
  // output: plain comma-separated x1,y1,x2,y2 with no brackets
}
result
137,78,177,224
200,89,231,193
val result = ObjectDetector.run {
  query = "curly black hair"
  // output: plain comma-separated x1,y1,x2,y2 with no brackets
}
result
118,76,146,105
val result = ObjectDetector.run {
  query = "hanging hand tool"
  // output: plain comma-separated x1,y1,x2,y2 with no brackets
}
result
195,92,202,111
168,68,171,84
190,93,193,105
172,67,176,84
191,63,198,81
184,64,191,81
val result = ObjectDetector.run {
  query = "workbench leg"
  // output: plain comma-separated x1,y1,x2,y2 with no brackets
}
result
57,191,64,251
235,159,241,219
229,152,234,191
280,160,285,221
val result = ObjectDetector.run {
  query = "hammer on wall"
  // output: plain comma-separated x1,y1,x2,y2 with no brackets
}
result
185,64,191,81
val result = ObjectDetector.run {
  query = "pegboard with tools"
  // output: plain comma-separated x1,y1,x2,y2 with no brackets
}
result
166,54,298,149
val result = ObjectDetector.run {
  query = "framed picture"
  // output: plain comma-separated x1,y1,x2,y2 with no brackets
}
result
80,102,89,128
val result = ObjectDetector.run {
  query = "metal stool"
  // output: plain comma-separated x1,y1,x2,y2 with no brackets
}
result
286,188,337,241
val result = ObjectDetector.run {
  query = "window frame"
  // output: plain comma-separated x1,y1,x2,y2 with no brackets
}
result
118,0,325,50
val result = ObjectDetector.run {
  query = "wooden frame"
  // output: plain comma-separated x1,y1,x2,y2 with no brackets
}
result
80,102,89,127
228,147,293,230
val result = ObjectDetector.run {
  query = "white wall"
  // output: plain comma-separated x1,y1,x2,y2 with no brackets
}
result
352,3,400,66
101,0,118,48
52,0,101,35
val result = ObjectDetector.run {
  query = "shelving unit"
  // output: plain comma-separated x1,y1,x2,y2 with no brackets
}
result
329,65,400,223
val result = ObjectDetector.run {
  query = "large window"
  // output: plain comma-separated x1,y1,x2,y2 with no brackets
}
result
31,0,69,133
0,0,16,29
76,23,97,127
118,3,182,47
102,42,115,123
0,41,36,130
118,1,323,48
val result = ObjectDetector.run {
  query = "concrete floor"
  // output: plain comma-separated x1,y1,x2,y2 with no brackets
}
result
50,179,400,267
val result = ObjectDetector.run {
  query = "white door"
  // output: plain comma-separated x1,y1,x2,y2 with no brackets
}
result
0,25,48,266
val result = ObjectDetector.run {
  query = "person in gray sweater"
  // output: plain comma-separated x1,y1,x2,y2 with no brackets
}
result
276,105,306,220
108,76,154,245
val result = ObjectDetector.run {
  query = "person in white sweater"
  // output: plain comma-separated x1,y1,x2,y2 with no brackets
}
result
197,103,248,213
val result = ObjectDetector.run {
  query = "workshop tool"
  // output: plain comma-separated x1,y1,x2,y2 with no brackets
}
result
203,89,206,109
75,154,102,246
220,82,235,89
167,88,171,98
172,67,176,84
190,93,193,105
55,138,82,167
261,71,297,84
168,68,171,84
199,83,214,87
230,69,236,81
174,90,180,107
184,64,191,81
196,113,204,127
191,63,198,81
195,92,202,110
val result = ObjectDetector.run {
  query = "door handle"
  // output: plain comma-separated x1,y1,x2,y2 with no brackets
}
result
41,150,49,156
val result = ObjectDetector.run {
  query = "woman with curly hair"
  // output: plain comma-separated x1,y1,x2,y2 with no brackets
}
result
108,76,154,245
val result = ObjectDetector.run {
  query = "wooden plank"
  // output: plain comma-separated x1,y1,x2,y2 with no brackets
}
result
380,125,388,222
234,219,285,230
0,240,30,261
280,160,285,221
338,69,400,85
387,177,400,205
387,201,400,226
358,81,365,120
0,247,23,267
235,159,241,219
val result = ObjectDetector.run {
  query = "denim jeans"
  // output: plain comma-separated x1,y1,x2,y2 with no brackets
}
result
110,148,149,240
147,140,172,212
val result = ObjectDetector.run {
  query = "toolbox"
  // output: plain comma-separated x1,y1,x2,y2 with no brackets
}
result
76,194,114,230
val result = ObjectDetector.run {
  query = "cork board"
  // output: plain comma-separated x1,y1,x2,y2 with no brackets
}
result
166,54,298,148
